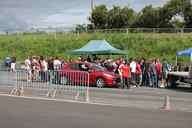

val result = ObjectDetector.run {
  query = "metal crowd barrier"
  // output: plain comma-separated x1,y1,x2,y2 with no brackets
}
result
0,69,16,87
9,70,90,102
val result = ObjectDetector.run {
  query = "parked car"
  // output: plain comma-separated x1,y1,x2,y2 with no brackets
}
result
60,62,121,88
4,57,12,67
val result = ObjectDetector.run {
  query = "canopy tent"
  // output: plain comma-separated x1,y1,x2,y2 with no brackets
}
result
176,48,192,57
176,48,192,65
68,40,127,55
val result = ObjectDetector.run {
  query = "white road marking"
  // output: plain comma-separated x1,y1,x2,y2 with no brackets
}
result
0,93,116,107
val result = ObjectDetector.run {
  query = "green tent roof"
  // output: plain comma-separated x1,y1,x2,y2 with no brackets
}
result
68,40,127,55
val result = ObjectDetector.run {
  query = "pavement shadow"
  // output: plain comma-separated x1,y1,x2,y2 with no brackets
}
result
167,86,192,93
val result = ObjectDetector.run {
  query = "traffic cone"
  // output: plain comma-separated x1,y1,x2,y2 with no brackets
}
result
161,96,171,111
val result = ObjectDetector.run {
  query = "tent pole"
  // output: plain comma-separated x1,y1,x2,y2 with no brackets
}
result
190,53,192,73
191,53,192,62
176,56,178,66
176,56,178,71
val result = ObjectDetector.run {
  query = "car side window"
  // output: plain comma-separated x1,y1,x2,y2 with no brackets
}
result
79,64,89,71
70,64,80,70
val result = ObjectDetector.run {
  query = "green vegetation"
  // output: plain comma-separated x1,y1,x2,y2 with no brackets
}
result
88,0,192,29
0,33,192,62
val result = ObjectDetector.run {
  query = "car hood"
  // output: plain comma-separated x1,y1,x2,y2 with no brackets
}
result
102,71,120,78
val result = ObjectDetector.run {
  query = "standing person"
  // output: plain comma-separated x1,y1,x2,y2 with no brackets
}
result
135,60,142,87
47,57,54,82
155,58,162,88
53,57,61,70
10,57,16,72
119,61,131,89
53,57,61,84
143,60,151,87
130,58,137,86
149,59,158,88
39,56,48,82
87,56,92,62
140,58,145,86
48,57,54,71
118,60,123,88
25,57,32,82
114,59,121,74
162,59,171,87
31,56,39,81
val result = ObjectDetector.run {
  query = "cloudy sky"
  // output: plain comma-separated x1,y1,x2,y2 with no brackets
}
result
0,0,169,31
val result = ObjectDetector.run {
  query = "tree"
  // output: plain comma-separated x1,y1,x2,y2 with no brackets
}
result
107,6,135,28
158,0,184,28
89,0,192,29
158,0,192,28
170,15,185,28
75,24,87,33
89,5,108,29
132,5,161,28
183,0,192,28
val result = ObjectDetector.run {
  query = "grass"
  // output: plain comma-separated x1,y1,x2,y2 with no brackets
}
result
0,32,192,62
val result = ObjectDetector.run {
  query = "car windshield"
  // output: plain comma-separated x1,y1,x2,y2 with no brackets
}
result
92,64,106,71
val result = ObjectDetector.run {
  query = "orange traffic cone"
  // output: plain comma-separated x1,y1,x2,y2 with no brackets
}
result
161,96,171,111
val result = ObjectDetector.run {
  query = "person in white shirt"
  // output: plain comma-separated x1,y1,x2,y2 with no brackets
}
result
53,57,61,70
53,57,62,84
25,57,31,81
130,59,136,85
10,57,16,72
39,56,48,81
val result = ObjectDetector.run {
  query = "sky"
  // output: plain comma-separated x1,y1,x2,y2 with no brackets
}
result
0,0,169,32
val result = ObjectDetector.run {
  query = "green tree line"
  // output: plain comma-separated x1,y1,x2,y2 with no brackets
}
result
88,0,192,29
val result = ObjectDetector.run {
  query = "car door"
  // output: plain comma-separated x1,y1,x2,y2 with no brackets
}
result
88,65,96,85
68,63,81,84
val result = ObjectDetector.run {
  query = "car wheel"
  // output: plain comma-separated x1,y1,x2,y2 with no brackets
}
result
60,76,68,85
167,77,177,88
96,78,105,88
167,79,172,88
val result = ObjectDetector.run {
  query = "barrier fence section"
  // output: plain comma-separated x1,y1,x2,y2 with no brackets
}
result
0,69,16,88
10,70,90,102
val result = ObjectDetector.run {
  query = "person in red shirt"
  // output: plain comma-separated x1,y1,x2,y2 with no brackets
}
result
119,61,131,89
155,58,162,88
136,60,142,87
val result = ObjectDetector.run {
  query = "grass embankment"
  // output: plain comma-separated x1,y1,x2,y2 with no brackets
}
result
0,33,192,62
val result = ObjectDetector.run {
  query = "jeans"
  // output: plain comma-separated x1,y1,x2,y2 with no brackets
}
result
122,77,130,89
150,74,158,88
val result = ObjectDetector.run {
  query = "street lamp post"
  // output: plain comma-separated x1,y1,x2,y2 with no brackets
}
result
91,0,95,11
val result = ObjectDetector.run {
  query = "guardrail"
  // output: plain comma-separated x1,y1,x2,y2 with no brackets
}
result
1,28,192,35
6,70,90,102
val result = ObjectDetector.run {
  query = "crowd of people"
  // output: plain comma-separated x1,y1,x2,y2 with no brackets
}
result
24,56,64,82
6,55,172,88
77,56,172,89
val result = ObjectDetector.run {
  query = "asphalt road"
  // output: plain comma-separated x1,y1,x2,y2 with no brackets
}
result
0,69,192,128
0,69,192,112
0,95,191,128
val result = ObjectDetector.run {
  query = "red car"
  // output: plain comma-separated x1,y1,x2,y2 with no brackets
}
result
60,62,121,88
